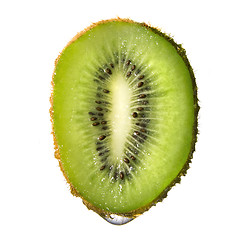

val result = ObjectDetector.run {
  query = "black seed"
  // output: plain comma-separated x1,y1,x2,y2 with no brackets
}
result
105,68,112,74
126,71,132,77
130,156,136,160
138,75,144,80
131,65,136,71
96,107,103,111
103,89,110,93
120,172,124,180
98,75,105,80
99,135,106,141
124,158,130,163
126,60,131,66
138,82,144,88
102,126,108,130
139,94,146,98
90,117,97,121
141,100,148,105
110,63,114,68
96,146,104,151
134,131,140,135
99,152,105,156
88,112,95,115
103,101,110,105
132,112,138,118
100,165,105,170
140,128,146,133
137,107,144,111
101,121,107,125
92,122,100,126
98,113,104,116
95,100,101,104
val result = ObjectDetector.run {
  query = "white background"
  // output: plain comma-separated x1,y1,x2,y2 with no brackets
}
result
1,0,239,239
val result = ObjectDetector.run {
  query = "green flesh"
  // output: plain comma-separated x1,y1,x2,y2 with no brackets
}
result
52,20,195,214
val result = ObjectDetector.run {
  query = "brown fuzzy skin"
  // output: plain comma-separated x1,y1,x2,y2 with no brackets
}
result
50,17,199,219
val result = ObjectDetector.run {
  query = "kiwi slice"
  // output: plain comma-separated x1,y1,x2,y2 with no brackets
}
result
50,18,199,224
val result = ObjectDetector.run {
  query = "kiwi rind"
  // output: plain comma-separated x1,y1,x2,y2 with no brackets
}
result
50,17,199,219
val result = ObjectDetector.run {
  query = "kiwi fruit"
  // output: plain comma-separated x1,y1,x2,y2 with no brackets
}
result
50,18,199,224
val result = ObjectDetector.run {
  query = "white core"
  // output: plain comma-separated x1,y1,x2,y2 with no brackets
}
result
109,72,132,162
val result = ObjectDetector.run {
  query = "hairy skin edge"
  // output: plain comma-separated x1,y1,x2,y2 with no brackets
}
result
49,17,200,218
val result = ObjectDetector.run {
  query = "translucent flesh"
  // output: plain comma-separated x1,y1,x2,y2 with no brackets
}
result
52,21,195,213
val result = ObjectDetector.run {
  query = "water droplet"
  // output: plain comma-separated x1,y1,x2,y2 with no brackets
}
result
102,214,134,225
